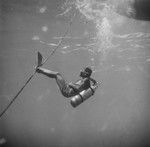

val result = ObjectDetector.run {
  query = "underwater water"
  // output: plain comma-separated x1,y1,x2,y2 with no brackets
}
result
0,0,149,147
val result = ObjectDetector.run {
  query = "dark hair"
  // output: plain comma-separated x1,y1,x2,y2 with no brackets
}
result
84,67,92,77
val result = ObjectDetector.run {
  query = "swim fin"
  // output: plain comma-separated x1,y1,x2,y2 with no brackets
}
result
37,51,43,67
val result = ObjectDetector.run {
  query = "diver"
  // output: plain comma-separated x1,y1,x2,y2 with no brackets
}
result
36,65,97,98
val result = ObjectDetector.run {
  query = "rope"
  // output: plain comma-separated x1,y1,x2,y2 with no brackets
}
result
41,13,75,65
0,72,36,118
0,12,76,118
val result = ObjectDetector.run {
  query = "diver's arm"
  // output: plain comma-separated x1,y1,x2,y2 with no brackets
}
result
69,83,80,93
77,78,89,90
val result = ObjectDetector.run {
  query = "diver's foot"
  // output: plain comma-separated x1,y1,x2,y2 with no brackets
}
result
35,67,42,73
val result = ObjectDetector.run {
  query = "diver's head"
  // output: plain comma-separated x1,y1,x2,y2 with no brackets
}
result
80,67,92,78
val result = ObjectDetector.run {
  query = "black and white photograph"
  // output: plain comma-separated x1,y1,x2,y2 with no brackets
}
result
0,0,149,146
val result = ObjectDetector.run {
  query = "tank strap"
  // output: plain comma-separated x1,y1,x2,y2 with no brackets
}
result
79,93,84,102
89,86,94,95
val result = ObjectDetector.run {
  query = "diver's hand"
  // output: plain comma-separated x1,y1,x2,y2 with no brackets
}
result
92,81,99,87
69,83,77,89
69,83,80,93
95,81,101,87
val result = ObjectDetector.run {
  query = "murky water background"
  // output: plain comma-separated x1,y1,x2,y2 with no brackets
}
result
0,0,149,147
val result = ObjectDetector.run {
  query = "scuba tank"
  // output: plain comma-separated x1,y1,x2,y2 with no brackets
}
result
70,84,98,108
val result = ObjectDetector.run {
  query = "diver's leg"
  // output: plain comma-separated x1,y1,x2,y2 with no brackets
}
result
55,74,76,98
37,67,71,97
36,67,59,78
55,74,69,96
